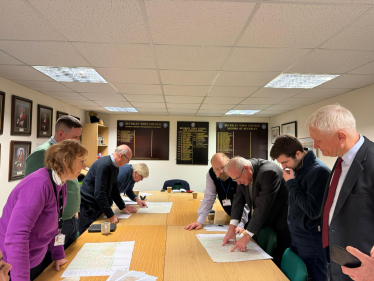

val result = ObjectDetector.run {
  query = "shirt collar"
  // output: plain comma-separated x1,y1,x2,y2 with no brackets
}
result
110,154,118,167
341,134,364,165
49,137,57,145
52,169,64,185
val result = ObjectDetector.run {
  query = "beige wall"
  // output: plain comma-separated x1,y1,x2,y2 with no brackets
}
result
0,77,86,216
269,84,374,169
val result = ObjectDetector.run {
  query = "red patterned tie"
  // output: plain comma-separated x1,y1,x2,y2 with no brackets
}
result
322,157,343,248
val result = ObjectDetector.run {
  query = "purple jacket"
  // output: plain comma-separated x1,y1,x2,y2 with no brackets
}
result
0,168,66,281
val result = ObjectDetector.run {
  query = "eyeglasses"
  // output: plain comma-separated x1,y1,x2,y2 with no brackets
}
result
232,167,244,182
77,158,86,165
213,165,225,173
137,172,144,180
122,153,130,162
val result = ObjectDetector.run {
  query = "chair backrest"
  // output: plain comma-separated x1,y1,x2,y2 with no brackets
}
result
162,179,190,191
281,248,308,281
256,226,277,256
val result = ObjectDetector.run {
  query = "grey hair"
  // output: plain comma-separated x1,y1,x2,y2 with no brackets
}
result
115,145,130,156
224,156,253,173
306,104,356,135
132,163,149,178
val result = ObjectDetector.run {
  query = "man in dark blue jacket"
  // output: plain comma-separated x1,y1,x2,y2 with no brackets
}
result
270,135,330,281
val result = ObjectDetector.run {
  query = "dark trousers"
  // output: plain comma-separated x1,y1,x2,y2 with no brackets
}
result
78,205,102,235
61,216,78,249
291,240,328,281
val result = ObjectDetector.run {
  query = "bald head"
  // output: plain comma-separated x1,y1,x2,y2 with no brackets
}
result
113,145,133,167
211,153,229,181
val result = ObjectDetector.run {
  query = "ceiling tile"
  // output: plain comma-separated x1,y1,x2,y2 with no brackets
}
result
203,97,244,105
112,84,162,95
316,74,374,89
0,0,65,41
251,88,304,98
73,43,155,68
160,70,218,85
239,3,368,48
98,68,159,84
0,41,89,66
322,8,374,51
215,72,279,87
278,97,324,105
166,103,200,109
137,108,167,113
163,85,209,96
145,0,255,45
0,65,54,81
350,61,374,75
241,97,287,104
29,0,149,43
208,86,259,97
80,93,127,101
294,88,351,99
43,92,87,100
165,96,204,104
167,109,197,114
223,48,311,71
265,104,304,111
94,101,132,107
13,80,72,92
255,110,289,115
60,99,98,106
61,82,118,93
200,104,234,110
198,109,228,114
131,102,166,109
0,50,24,65
233,104,269,110
287,50,374,74
155,45,230,71
122,94,164,103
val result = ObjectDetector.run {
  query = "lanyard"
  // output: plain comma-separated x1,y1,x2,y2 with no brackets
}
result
219,178,231,197
48,170,63,231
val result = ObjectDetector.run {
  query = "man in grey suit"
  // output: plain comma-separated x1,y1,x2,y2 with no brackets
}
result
307,104,374,281
222,156,290,266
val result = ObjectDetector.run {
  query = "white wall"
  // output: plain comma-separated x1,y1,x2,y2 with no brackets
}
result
269,84,374,169
0,77,86,215
101,114,269,193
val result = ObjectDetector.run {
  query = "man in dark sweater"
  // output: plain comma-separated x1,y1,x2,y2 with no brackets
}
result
270,135,330,280
78,145,136,234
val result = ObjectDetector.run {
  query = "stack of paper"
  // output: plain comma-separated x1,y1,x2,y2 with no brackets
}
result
107,270,157,281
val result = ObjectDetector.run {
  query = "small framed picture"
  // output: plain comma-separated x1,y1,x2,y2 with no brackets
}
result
8,141,31,181
37,105,53,138
11,95,33,136
71,115,80,121
271,126,280,144
299,137,317,157
281,121,297,137
0,91,5,135
56,111,68,121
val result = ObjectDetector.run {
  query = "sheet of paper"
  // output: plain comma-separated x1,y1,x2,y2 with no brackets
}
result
116,271,148,281
136,202,173,214
104,211,132,219
204,224,229,232
196,234,272,263
62,277,80,281
140,193,154,196
107,270,129,281
62,242,135,277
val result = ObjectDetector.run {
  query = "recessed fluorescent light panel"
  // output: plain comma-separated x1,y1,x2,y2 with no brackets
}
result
265,73,339,89
32,66,107,83
225,110,261,115
104,107,138,112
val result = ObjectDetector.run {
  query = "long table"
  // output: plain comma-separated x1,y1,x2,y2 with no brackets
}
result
36,191,288,281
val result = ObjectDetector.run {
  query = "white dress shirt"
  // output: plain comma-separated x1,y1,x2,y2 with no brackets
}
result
329,134,364,225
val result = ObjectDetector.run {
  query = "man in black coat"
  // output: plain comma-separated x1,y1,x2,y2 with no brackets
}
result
222,156,290,266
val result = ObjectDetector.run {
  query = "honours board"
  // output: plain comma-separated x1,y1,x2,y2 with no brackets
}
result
117,121,169,160
216,122,268,159
177,122,209,165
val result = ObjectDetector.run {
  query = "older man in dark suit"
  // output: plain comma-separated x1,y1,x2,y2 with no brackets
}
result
222,156,290,266
307,104,374,281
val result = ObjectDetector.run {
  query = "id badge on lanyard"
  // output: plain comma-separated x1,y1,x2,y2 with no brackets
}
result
222,198,231,206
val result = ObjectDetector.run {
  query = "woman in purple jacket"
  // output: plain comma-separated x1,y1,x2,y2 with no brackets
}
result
0,140,87,281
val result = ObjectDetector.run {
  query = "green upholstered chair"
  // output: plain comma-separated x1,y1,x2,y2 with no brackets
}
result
256,226,277,256
281,248,309,281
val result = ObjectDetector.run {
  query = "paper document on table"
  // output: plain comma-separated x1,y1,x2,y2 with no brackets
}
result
107,270,129,281
136,202,173,213
107,270,157,281
204,224,229,232
104,211,132,219
140,192,154,196
196,234,272,263
62,242,135,277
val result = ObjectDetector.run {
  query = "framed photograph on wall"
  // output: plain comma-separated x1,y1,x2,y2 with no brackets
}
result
56,111,68,121
37,105,53,138
281,121,297,137
0,91,5,135
8,141,31,181
71,115,80,121
271,126,280,144
299,137,317,157
11,95,33,136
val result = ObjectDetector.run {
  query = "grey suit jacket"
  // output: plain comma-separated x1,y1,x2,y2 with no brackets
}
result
323,137,374,280
231,159,289,235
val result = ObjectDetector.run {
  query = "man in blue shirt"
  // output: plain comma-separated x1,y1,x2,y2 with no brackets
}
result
118,163,149,207
270,135,330,280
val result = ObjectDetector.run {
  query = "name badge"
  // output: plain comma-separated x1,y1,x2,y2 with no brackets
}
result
54,233,65,246
222,199,231,206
